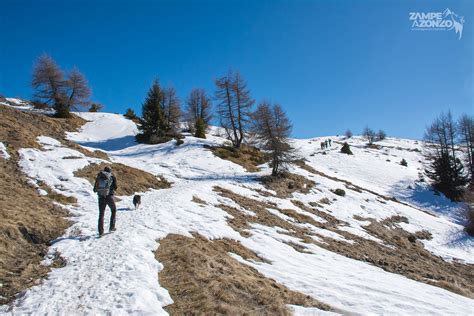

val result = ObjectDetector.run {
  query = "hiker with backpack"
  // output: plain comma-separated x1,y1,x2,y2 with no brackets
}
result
93,166,118,236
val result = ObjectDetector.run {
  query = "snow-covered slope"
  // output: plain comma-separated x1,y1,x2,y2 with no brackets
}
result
2,112,473,315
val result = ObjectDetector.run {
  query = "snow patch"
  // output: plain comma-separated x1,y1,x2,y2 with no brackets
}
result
0,142,10,160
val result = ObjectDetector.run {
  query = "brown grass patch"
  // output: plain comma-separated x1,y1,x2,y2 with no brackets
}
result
214,187,338,242
37,181,77,205
0,157,69,304
156,233,330,315
191,195,208,205
0,105,96,303
63,141,110,160
74,162,171,196
260,173,315,197
0,105,84,155
0,104,107,160
214,187,474,299
207,144,266,172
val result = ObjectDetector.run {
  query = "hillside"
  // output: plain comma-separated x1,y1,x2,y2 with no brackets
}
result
0,102,473,315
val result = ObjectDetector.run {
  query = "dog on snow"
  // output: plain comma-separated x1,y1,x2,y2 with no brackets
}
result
133,195,141,210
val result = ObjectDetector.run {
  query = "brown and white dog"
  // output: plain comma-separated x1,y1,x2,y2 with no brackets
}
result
133,195,141,210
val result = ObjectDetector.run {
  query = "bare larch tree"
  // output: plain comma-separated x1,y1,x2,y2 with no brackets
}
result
458,114,474,184
162,86,181,131
215,71,254,148
185,88,212,130
424,112,468,200
32,54,90,118
252,102,294,176
363,126,376,145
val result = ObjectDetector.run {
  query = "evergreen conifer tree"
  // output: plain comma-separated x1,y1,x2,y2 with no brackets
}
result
136,80,168,143
194,117,206,139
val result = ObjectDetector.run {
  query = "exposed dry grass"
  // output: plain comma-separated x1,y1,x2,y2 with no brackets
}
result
0,157,71,304
0,106,85,304
0,104,106,160
37,181,78,205
260,172,315,197
191,195,208,205
214,186,336,241
156,233,330,315
74,162,171,195
0,106,83,304
0,105,111,304
207,144,267,172
214,186,474,299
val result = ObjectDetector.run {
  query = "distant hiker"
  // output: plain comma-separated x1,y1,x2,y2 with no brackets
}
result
328,139,332,147
325,140,328,148
320,142,325,150
93,166,118,236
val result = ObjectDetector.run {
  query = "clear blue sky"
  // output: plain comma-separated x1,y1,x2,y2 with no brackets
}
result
1,0,472,139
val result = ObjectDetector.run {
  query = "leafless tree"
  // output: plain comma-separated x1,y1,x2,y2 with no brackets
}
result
32,54,65,107
377,129,386,141
64,68,91,109
162,86,181,130
458,114,474,184
32,55,90,117
363,126,376,145
424,112,468,200
424,112,459,164
252,102,294,176
215,71,254,148
186,88,212,130
345,129,353,138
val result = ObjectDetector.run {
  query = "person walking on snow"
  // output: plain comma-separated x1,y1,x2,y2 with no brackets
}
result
93,166,118,236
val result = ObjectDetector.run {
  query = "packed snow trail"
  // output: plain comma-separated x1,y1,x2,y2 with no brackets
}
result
2,112,473,315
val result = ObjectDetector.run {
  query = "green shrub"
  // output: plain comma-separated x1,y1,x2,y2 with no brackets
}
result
333,188,346,197
194,117,206,139
340,142,353,155
400,158,408,167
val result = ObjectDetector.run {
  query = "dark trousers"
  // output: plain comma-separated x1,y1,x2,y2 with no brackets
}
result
98,195,117,235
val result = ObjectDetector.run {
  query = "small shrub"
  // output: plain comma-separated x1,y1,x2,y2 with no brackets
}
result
400,158,408,167
124,108,138,120
319,197,331,205
407,234,417,243
176,138,184,146
135,134,173,145
340,142,353,155
415,230,433,240
88,103,103,112
465,207,474,237
31,100,49,110
333,188,346,197
194,117,206,139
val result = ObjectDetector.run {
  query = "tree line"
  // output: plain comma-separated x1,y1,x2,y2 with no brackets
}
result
131,70,293,176
31,56,293,177
31,55,473,200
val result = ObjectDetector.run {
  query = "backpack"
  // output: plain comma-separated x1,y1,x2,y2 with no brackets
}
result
96,171,113,197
